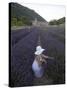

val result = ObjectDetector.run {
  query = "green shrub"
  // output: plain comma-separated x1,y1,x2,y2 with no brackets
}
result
11,16,32,26
17,21,24,26
11,17,17,26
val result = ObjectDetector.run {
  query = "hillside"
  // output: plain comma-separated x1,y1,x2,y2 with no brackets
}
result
10,2,47,26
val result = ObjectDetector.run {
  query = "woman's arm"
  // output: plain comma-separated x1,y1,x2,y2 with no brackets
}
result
41,54,49,59
41,54,54,59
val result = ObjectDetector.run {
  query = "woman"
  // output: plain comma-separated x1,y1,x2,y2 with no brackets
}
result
32,46,54,78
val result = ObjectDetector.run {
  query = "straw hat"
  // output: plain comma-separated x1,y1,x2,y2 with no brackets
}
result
35,46,45,55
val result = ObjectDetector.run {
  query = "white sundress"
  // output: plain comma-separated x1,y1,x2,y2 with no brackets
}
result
32,59,44,78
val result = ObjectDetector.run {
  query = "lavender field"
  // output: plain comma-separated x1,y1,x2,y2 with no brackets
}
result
10,25,65,87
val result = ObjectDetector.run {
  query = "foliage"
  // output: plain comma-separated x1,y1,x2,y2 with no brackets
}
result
10,2,46,26
11,18,17,26
11,16,32,26
49,17,65,25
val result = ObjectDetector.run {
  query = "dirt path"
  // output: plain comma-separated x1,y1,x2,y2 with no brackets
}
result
32,30,53,85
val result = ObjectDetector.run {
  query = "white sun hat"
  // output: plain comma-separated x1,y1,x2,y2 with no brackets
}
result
34,46,45,55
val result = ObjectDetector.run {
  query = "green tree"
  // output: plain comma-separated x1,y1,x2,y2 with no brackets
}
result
49,17,65,25
11,17,17,26
17,21,24,26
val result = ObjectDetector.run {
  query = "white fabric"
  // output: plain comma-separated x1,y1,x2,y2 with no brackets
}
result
34,46,45,55
32,60,44,78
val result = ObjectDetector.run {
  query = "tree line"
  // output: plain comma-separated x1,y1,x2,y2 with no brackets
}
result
49,17,65,25
11,16,32,26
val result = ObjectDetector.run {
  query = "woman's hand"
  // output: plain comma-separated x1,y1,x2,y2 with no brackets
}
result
48,57,54,60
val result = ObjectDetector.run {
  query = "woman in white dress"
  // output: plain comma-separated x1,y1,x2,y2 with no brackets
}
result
32,46,54,78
